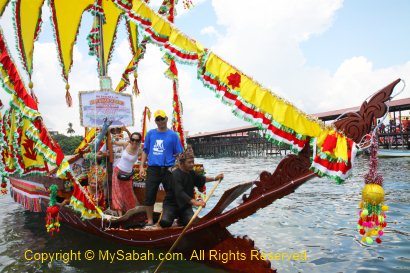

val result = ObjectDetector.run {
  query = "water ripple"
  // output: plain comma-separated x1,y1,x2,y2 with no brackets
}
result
0,156,409,273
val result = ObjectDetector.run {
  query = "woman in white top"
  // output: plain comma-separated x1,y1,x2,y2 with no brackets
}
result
111,132,142,216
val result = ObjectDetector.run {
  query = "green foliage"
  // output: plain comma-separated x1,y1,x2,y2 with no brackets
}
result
53,133,83,155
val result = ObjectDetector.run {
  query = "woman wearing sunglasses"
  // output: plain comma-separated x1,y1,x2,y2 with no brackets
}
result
111,132,142,216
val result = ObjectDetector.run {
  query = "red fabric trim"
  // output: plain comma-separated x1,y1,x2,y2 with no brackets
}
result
312,156,351,174
0,35,38,109
202,74,307,148
164,44,198,60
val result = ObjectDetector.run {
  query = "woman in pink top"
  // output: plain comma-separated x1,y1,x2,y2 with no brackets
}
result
111,132,142,216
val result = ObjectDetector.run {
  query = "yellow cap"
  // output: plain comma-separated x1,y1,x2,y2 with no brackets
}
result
154,110,167,119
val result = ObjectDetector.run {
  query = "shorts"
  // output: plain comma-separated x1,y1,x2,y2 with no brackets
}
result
144,166,172,206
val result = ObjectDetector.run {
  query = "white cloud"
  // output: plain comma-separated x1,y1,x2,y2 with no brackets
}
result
200,26,219,37
206,0,409,117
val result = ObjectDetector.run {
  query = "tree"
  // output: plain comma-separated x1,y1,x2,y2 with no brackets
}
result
67,122,75,135
53,133,83,155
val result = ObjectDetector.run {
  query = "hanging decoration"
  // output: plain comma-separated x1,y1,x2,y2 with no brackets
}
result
13,0,45,102
0,0,10,17
126,17,139,55
310,131,357,184
115,37,148,94
158,0,177,22
182,0,194,10
0,30,102,220
45,184,61,235
357,134,388,244
113,0,201,64
49,0,94,106
116,0,178,94
165,56,186,147
0,181,6,194
159,0,186,148
141,106,151,142
87,0,124,76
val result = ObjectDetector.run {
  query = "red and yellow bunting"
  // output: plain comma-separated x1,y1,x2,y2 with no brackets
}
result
0,30,102,219
112,0,358,183
13,0,45,77
0,0,10,17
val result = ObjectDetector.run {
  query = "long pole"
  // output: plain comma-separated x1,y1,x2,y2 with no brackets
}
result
97,13,106,78
153,178,223,273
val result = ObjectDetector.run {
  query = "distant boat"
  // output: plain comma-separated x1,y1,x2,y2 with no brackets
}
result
378,149,410,157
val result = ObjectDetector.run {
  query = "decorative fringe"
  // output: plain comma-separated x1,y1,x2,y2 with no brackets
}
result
133,71,140,96
65,84,72,107
28,81,39,104
183,0,194,9
11,187,42,212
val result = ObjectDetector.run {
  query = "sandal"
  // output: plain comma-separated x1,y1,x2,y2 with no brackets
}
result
143,223,159,230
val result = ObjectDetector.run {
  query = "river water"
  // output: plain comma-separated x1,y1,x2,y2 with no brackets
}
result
0,156,409,273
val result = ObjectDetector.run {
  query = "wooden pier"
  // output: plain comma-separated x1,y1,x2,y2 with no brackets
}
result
187,97,410,157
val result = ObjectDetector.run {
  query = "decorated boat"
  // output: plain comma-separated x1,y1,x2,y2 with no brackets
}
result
0,1,403,272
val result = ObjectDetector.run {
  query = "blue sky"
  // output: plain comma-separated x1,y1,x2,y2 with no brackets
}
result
0,0,409,134
301,0,410,71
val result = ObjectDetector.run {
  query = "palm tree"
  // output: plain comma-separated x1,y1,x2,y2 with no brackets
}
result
67,122,75,135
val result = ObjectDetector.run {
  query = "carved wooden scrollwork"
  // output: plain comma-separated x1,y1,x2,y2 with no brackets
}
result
244,145,311,201
334,79,401,142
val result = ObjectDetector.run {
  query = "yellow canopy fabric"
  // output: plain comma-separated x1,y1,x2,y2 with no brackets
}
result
20,118,47,173
101,0,124,70
14,0,45,76
204,53,324,137
114,0,356,182
0,0,10,16
74,127,96,154
49,0,94,80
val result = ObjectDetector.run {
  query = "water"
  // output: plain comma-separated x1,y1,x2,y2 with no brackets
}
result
0,156,409,273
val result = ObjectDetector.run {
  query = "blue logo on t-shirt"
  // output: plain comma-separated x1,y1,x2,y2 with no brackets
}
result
153,139,165,155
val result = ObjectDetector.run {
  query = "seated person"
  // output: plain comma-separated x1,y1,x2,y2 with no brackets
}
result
87,164,106,210
159,151,224,228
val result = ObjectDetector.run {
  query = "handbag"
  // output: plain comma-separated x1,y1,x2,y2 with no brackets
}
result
117,170,134,181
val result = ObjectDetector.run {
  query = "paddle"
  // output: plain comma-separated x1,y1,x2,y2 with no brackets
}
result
153,177,223,273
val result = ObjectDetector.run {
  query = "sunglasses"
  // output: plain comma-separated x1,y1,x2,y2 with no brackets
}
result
155,117,165,122
130,138,141,142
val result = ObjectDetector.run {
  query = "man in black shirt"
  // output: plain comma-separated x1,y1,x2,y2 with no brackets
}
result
159,152,224,228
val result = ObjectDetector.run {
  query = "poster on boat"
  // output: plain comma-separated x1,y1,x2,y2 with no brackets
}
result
79,91,134,127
